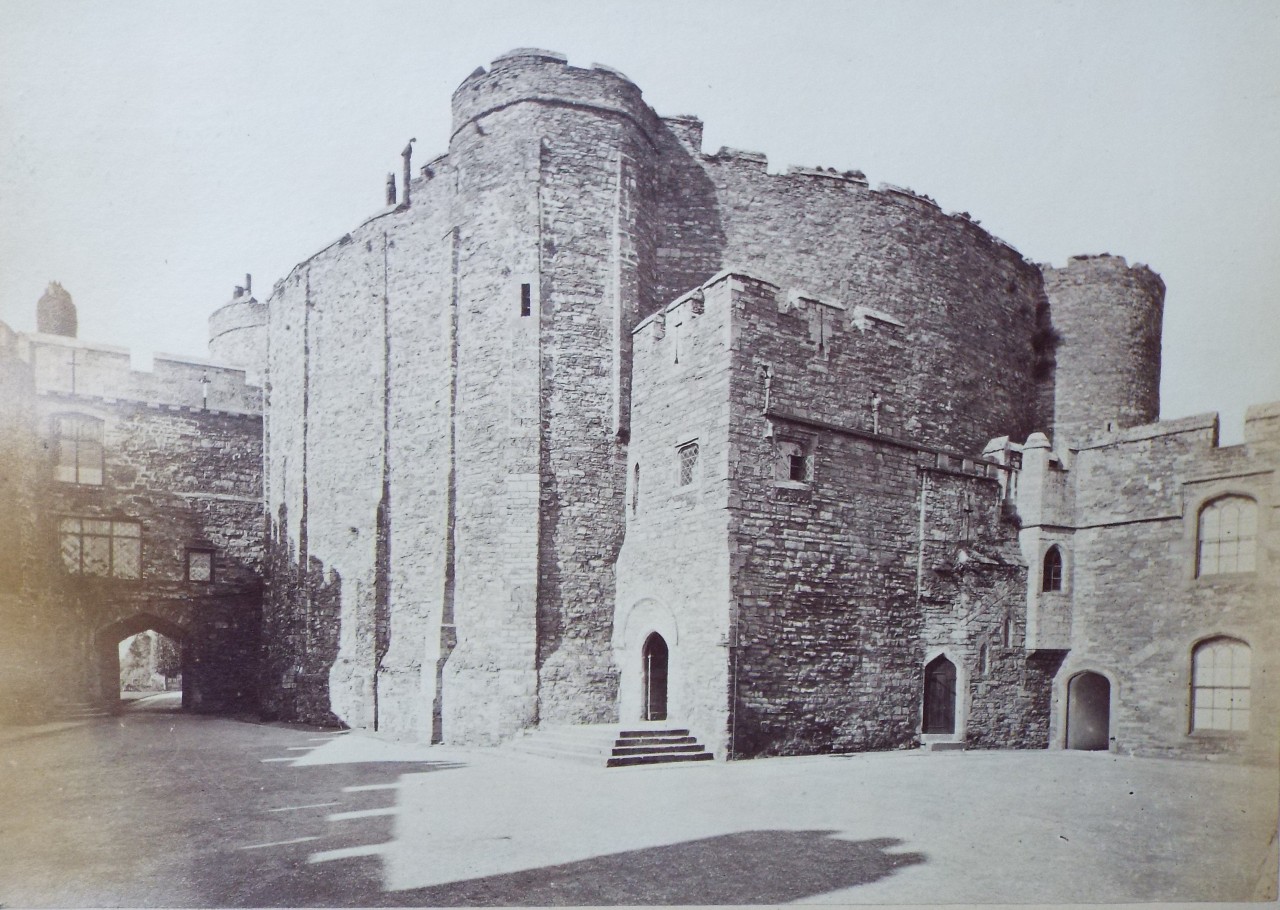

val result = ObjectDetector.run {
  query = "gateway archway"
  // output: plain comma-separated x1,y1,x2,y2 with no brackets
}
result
97,614,190,710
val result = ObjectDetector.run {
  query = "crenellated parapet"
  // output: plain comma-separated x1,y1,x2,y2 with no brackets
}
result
451,48,664,146
17,330,261,415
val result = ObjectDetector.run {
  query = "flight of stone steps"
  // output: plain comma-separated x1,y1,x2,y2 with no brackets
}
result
508,722,714,768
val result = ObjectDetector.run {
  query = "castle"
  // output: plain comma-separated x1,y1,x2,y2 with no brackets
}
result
1,50,1275,763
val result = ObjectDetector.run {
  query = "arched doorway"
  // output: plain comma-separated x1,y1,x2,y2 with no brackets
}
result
96,614,189,710
1066,671,1110,750
642,632,668,721
923,655,956,734
118,630,183,706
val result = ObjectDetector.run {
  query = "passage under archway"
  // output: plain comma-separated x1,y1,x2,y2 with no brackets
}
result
642,632,668,722
97,614,190,710
119,630,183,704
923,655,956,734
1066,671,1110,750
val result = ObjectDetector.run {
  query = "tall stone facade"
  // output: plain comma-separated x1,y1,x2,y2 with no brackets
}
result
249,49,1276,762
0,288,263,721
3,50,1274,765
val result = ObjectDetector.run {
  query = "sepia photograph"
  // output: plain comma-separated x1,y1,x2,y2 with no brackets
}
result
1,1,1277,906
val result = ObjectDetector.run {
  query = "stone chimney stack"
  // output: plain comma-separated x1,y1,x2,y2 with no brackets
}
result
36,282,77,337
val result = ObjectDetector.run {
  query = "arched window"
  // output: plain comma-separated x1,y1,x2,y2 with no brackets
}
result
53,414,103,485
1197,496,1257,576
1042,546,1063,592
1191,637,1250,732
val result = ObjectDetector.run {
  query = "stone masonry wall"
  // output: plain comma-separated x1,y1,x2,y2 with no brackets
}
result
1061,410,1279,762
1042,255,1164,450
0,324,263,718
687,158,1049,454
718,273,1050,756
615,277,736,755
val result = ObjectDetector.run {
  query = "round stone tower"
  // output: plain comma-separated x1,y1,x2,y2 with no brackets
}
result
36,282,77,337
1041,254,1164,449
442,49,662,739
208,275,267,385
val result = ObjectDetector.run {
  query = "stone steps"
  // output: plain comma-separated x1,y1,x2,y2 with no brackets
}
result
508,723,714,768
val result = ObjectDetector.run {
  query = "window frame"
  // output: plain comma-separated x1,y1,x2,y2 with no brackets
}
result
58,516,141,580
773,436,813,488
1189,636,1251,735
186,548,215,584
676,440,699,488
52,413,104,486
1195,495,1258,578
1042,545,1064,592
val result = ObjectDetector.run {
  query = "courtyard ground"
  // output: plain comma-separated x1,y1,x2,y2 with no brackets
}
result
0,701,1275,906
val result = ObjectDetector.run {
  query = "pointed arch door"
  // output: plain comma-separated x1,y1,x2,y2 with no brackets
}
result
642,632,668,721
923,655,957,734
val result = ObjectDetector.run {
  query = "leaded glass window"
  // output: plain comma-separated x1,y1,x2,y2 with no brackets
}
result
677,441,698,487
58,518,140,579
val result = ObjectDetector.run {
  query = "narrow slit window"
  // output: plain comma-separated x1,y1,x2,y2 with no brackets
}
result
520,283,531,317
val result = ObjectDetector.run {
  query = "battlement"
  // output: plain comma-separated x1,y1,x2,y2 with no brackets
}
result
451,48,659,143
1065,401,1280,453
17,330,261,414
1042,253,1166,296
634,269,907,352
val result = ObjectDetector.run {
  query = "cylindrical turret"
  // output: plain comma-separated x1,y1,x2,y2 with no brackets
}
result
36,282,77,337
1042,255,1164,449
443,49,662,738
208,275,267,385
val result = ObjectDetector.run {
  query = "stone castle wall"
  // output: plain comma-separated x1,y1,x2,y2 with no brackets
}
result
0,324,262,720
1054,407,1279,762
256,50,1259,763
615,278,736,755
617,273,1058,758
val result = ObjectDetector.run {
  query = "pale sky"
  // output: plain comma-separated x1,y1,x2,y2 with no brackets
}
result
2,0,1277,442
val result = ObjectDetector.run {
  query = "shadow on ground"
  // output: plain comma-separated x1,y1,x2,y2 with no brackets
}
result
189,756,466,908
371,830,924,906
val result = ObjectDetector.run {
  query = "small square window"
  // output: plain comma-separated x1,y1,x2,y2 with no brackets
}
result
677,442,699,487
775,439,811,484
187,549,213,583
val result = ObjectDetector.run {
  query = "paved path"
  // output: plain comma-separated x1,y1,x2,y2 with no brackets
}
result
0,709,1275,906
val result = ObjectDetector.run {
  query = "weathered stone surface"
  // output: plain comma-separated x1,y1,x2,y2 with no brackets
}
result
0,319,262,721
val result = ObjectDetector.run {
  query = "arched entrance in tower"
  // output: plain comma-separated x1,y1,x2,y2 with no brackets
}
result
923,655,957,734
96,614,189,710
1066,671,1111,750
642,632,668,721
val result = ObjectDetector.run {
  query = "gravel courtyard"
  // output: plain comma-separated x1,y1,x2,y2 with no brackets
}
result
1,705,1275,905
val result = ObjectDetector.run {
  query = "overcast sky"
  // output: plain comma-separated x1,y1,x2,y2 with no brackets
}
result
2,0,1276,442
